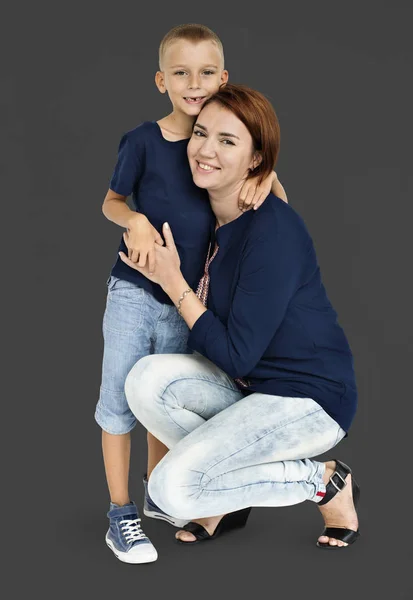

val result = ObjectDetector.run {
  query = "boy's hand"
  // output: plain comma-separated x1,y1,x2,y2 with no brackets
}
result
121,223,181,286
238,172,275,211
124,214,164,273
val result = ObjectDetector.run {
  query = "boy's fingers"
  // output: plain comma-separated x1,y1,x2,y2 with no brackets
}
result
119,252,136,269
137,251,147,267
130,249,140,263
243,188,257,210
253,193,265,210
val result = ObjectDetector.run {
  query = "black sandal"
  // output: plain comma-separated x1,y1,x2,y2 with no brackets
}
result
176,507,252,545
317,459,361,549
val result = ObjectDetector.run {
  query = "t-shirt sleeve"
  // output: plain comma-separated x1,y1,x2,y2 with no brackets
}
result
188,230,309,378
109,131,144,196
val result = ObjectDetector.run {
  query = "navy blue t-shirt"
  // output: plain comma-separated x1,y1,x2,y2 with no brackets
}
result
108,121,214,305
189,195,357,432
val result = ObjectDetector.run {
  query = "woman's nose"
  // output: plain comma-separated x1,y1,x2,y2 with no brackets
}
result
199,138,217,157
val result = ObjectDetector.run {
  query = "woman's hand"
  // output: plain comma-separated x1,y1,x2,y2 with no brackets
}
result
238,171,288,211
119,223,181,289
125,213,164,272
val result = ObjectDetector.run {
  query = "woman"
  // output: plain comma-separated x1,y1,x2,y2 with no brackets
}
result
120,84,360,549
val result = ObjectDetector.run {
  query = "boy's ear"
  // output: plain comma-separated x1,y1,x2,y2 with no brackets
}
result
155,71,167,94
221,70,229,85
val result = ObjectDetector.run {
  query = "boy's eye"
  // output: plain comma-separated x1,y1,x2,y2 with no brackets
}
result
203,70,215,75
174,71,186,76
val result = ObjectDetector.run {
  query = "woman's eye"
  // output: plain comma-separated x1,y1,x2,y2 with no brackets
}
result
193,130,205,137
222,139,235,145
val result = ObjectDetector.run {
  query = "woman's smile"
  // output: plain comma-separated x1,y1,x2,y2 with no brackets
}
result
196,160,220,173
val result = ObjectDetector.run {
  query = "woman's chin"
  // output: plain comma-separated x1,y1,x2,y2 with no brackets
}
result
192,174,210,189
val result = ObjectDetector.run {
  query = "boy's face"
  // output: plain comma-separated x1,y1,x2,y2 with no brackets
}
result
156,40,228,116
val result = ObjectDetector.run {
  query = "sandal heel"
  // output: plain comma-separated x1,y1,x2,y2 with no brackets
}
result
220,507,251,531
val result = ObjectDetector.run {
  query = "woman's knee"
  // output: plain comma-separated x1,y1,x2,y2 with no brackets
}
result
148,454,203,519
124,355,161,425
124,353,198,427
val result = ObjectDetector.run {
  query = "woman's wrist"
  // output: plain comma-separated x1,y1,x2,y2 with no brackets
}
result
162,272,188,302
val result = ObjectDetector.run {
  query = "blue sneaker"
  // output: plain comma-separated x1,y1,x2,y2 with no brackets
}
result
105,501,158,564
143,475,189,529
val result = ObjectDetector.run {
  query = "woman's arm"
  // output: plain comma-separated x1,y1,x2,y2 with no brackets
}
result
187,231,306,378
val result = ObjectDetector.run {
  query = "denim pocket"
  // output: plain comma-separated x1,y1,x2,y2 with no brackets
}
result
104,278,146,334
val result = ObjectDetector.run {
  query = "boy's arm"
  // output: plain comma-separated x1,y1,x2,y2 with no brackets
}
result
239,171,288,211
102,189,163,269
102,188,146,229
271,172,288,203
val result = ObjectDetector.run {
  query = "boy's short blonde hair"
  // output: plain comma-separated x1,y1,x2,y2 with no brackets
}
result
159,23,224,70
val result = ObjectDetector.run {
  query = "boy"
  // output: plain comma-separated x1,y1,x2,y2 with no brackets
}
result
96,23,288,564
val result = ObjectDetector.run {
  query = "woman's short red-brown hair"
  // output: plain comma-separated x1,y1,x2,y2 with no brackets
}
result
202,84,280,183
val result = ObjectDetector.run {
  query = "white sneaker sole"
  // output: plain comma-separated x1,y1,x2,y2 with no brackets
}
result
105,534,158,564
143,508,189,529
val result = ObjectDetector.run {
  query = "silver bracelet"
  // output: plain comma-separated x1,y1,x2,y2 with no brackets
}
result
177,288,192,316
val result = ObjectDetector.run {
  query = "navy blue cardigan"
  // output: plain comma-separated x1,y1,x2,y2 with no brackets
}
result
188,194,357,432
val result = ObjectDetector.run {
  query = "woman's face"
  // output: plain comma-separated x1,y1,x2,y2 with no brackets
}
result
187,102,257,194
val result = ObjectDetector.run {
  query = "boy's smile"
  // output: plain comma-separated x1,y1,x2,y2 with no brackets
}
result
183,96,207,105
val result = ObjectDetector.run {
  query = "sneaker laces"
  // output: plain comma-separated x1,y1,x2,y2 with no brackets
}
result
119,518,147,543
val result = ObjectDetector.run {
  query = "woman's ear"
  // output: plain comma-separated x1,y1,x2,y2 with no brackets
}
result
155,71,167,94
250,152,263,171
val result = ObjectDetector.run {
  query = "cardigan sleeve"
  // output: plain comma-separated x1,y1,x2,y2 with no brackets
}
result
188,232,309,378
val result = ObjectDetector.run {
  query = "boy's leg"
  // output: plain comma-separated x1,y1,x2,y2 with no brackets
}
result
95,277,159,562
95,278,156,497
146,432,168,479
102,431,131,506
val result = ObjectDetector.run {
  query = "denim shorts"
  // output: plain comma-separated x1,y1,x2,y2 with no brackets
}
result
94,276,191,435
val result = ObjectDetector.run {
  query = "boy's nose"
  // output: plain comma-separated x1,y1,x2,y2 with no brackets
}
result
188,75,201,89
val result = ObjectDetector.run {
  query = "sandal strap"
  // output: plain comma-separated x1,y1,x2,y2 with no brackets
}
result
182,521,212,540
319,526,360,544
318,459,351,506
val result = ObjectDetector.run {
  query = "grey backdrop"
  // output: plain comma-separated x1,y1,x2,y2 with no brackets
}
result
3,1,412,599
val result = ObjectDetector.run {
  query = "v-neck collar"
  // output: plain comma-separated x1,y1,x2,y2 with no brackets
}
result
210,209,255,252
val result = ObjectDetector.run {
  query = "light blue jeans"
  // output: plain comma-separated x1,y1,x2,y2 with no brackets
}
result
95,276,191,435
125,353,346,519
